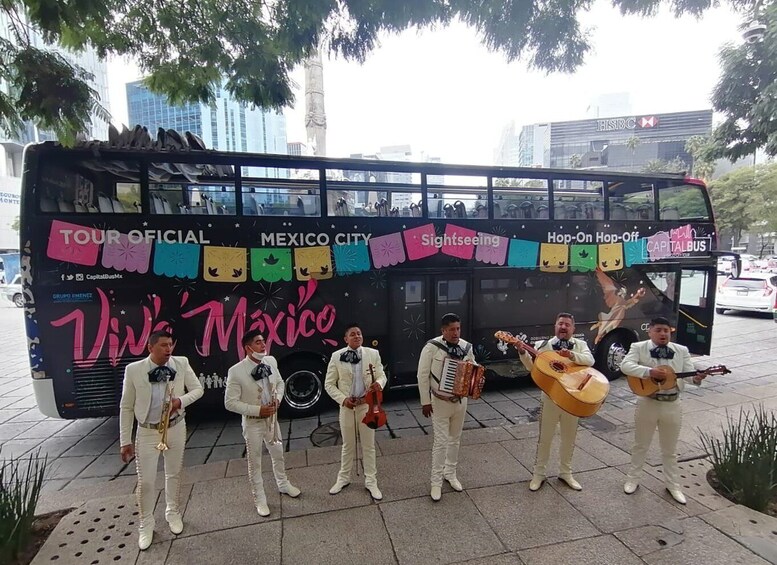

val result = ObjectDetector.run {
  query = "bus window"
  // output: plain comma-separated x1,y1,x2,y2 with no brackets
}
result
658,182,711,221
149,182,236,215
40,159,140,214
428,175,487,219
552,179,604,220
607,180,654,221
492,178,549,220
243,181,320,217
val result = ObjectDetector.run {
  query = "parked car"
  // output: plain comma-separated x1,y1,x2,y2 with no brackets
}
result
1,274,23,308
717,257,736,276
716,273,777,315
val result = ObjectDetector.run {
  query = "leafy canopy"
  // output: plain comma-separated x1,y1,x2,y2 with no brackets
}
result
0,0,761,142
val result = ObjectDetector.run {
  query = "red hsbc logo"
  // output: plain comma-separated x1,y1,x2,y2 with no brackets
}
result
639,116,659,128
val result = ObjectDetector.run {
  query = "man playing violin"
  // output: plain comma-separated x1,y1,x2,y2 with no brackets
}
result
225,330,301,517
324,322,387,500
621,317,707,504
417,313,476,502
515,312,594,492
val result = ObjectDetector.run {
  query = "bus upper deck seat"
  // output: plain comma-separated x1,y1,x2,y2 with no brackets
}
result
150,193,165,214
57,198,75,213
334,198,349,216
73,201,88,213
610,203,627,220
536,204,549,219
474,204,488,218
97,194,114,213
636,203,653,220
410,202,422,217
493,202,503,218
453,200,467,218
161,198,172,214
520,201,534,219
40,196,58,212
111,199,125,213
661,207,680,220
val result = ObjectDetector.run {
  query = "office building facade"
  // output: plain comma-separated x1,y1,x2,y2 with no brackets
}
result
518,124,551,168
545,110,713,172
126,81,287,178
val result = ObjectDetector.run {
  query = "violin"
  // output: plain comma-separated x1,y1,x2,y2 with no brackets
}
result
362,363,387,430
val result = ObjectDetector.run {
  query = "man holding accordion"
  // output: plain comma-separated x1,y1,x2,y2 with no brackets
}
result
417,313,477,502
119,329,203,551
225,329,301,517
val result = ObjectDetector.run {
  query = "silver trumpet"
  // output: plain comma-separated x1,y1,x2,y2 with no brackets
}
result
267,383,282,446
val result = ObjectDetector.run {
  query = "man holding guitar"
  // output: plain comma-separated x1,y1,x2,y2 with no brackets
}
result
515,313,595,492
621,317,707,504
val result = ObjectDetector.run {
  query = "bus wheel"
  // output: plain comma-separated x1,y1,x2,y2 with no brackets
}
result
12,293,23,308
596,332,634,381
281,358,327,417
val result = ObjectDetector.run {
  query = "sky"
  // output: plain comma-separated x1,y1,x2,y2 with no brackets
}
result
106,0,744,166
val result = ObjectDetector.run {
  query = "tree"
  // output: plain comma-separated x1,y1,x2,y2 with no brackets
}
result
641,157,688,174
569,154,582,169
709,1,777,160
707,164,777,248
0,0,755,143
684,135,716,181
625,135,640,169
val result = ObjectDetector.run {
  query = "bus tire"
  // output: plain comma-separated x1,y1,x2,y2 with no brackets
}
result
12,293,23,308
280,356,329,418
595,331,635,381
715,308,727,315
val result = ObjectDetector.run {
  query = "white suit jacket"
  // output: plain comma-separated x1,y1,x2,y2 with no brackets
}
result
519,336,595,372
325,347,387,406
416,337,476,406
119,355,203,446
620,340,696,393
225,355,285,419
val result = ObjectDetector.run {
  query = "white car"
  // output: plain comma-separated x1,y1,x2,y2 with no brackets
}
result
716,273,777,315
717,257,735,276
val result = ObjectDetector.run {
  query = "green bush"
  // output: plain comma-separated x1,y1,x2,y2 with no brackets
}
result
0,449,47,563
699,405,777,512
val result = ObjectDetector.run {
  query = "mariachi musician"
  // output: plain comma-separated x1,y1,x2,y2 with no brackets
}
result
515,312,594,492
119,330,203,551
417,313,475,502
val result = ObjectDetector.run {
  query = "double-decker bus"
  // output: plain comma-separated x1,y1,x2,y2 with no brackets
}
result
20,138,720,419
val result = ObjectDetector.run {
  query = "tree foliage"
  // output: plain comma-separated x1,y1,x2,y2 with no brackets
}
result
709,1,777,160
0,0,759,143
708,162,777,247
685,135,716,181
641,157,688,174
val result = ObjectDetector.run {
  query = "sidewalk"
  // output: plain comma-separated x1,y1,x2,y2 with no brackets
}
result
32,419,777,565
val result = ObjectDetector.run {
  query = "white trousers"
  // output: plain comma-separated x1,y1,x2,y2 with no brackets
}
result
243,418,291,506
135,420,187,528
337,403,377,487
627,397,682,490
534,392,579,478
430,396,468,487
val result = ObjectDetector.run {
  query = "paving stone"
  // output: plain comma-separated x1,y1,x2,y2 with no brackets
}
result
288,437,314,451
382,495,506,565
642,458,733,511
641,517,770,565
207,444,245,463
457,553,526,565
0,421,34,440
183,476,276,534
384,408,421,429
519,534,643,565
280,462,373,518
62,435,116,457
31,494,140,565
500,437,606,477
47,455,95,480
77,453,128,478
283,506,393,565
215,424,246,445
701,504,777,564
185,426,222,448
457,441,532,488
36,476,138,515
376,434,433,456
467,403,503,420
167,521,281,565
468,483,600,550
551,467,687,533
225,458,248,478
306,444,342,466
14,419,74,438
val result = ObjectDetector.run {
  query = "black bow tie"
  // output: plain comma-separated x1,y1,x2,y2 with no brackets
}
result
444,341,466,360
552,339,572,351
148,365,176,383
340,350,360,364
251,363,272,381
650,346,675,360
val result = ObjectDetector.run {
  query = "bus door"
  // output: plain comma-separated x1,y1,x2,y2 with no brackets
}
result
675,267,715,355
388,275,470,378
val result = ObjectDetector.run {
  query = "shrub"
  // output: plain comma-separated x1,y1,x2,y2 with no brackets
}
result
699,405,777,512
0,449,47,562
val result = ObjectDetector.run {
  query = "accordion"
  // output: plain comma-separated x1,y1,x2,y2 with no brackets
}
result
439,357,486,399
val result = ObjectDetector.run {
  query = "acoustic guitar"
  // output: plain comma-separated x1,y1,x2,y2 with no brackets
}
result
494,331,610,418
625,364,730,396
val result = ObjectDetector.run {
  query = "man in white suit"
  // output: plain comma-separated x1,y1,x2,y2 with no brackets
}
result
515,312,595,492
119,330,203,550
325,322,387,500
225,329,301,517
621,316,706,504
417,313,476,502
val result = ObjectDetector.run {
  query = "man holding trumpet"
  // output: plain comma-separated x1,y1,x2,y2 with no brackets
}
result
119,330,203,550
225,329,301,517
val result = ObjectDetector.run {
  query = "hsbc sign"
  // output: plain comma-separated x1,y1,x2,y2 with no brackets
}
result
595,116,660,132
